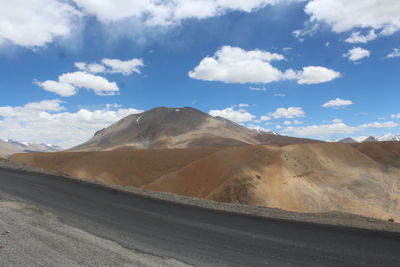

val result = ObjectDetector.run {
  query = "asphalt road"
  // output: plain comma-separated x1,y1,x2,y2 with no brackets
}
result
0,167,400,266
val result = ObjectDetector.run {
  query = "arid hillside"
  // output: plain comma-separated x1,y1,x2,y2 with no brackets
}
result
352,141,400,168
70,107,318,151
10,142,400,222
9,148,221,187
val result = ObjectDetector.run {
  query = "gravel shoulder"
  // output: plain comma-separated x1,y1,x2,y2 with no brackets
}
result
0,199,189,267
1,158,400,234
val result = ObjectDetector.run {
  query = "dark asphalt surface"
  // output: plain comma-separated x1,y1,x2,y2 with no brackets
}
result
0,167,399,266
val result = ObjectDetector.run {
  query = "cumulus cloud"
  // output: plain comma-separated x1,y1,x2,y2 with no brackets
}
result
59,72,119,95
322,98,353,108
75,62,106,73
209,106,255,123
295,66,341,84
343,47,370,62
36,71,119,97
270,107,305,119
34,80,77,97
0,99,143,147
189,46,285,84
75,58,144,75
101,58,144,75
344,30,377,44
385,48,400,59
304,0,400,41
283,121,398,137
0,0,81,48
189,46,340,85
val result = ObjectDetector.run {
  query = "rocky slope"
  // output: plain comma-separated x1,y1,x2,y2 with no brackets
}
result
70,107,319,151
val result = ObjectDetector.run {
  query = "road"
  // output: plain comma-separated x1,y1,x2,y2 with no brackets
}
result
0,167,399,266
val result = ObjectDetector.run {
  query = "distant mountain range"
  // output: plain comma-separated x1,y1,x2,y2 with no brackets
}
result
0,139,62,156
71,106,319,151
338,134,400,143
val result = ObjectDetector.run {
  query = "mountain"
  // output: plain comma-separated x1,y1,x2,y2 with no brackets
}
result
0,139,62,156
377,134,400,142
71,107,319,151
345,134,400,143
362,136,378,142
338,137,357,143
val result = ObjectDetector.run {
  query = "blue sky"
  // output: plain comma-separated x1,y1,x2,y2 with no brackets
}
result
0,0,399,147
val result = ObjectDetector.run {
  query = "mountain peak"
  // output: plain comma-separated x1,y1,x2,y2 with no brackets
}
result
71,106,318,151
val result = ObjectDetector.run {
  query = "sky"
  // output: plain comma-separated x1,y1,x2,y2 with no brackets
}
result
0,0,399,148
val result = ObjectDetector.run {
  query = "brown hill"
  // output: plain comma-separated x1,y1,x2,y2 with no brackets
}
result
352,141,400,168
9,148,221,187
10,142,400,221
70,107,319,151
144,143,400,221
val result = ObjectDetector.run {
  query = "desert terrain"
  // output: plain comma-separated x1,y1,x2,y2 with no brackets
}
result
5,107,400,223
10,141,400,222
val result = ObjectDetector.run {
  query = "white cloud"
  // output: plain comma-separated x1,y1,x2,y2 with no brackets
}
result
283,120,292,125
332,118,342,123
189,46,285,84
209,106,255,123
249,86,267,91
385,48,400,59
293,120,303,125
283,121,398,137
344,30,377,44
238,103,249,107
189,46,340,85
1,0,298,48
359,121,398,129
284,122,358,136
0,99,143,147
59,72,119,96
292,23,320,41
343,47,370,62
75,62,106,73
72,0,292,25
391,114,400,119
34,80,77,97
75,58,144,75
270,107,305,119
304,0,400,40
260,115,271,121
0,0,81,48
274,93,285,97
295,66,341,84
36,71,119,97
101,58,144,75
322,98,353,108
